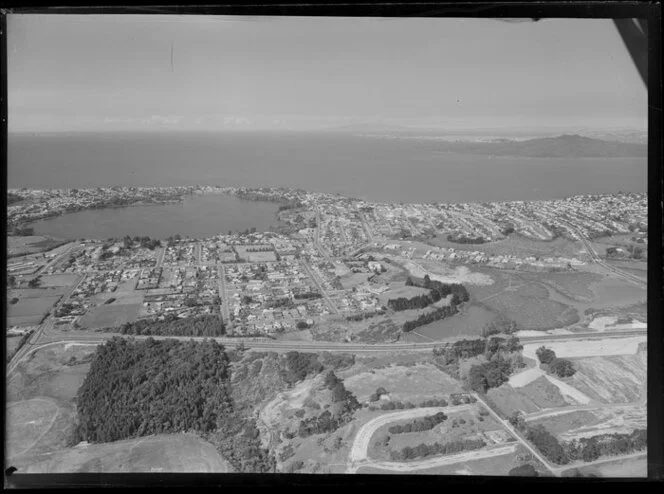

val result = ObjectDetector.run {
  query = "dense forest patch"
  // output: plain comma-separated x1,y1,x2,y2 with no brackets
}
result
75,337,274,472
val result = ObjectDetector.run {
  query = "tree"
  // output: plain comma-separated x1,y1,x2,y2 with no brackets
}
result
536,346,557,366
550,358,576,378
405,277,414,286
423,275,431,289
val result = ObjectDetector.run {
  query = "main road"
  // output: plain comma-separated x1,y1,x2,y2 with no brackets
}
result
9,326,647,376
559,220,646,287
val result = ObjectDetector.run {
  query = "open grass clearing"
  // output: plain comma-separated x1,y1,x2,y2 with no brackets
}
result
7,343,96,403
343,362,463,404
6,398,61,458
18,433,232,473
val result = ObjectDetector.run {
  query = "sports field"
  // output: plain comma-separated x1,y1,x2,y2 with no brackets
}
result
78,303,142,329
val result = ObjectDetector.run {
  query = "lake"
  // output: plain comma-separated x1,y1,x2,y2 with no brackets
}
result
26,193,280,240
8,131,647,204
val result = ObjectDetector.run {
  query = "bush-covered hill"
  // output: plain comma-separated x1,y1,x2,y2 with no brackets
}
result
75,337,273,472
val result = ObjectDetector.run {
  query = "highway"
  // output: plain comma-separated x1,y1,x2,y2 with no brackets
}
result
9,326,647,377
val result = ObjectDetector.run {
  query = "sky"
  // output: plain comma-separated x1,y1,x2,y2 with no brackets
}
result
7,15,648,132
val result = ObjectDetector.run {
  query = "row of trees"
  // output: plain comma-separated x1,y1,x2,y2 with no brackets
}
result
394,276,470,311
446,234,486,244
434,336,521,366
116,314,225,337
389,438,486,461
402,305,459,333
388,412,447,434
346,309,383,322
370,394,476,411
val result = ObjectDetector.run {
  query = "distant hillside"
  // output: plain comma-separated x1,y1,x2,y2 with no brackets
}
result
440,134,647,158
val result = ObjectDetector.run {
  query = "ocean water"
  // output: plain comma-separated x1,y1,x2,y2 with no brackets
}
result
8,131,647,204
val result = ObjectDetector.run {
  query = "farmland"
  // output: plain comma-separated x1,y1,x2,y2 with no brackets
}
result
566,352,647,404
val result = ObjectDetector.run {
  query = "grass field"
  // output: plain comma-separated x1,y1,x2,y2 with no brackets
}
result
589,278,647,308
6,336,22,355
486,385,541,416
343,362,463,404
403,304,495,342
19,433,233,473
517,376,570,409
7,295,62,326
481,289,579,331
38,274,79,288
538,271,602,303
78,303,142,329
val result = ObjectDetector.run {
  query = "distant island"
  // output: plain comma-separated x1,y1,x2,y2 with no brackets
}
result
356,133,647,158
439,134,647,158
